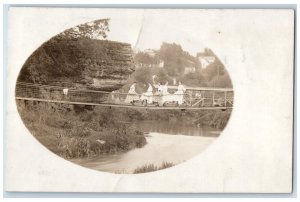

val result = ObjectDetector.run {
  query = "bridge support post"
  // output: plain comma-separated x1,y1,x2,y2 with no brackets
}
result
224,91,227,107
212,91,215,106
202,91,205,107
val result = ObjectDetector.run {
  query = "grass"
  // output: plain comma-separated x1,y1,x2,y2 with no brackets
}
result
133,161,175,174
16,100,147,159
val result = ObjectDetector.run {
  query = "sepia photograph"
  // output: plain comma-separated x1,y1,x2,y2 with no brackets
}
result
5,7,294,193
15,16,234,174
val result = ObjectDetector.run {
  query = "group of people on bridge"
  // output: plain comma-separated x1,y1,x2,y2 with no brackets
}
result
124,81,186,106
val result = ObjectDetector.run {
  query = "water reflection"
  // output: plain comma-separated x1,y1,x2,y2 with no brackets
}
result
71,120,220,173
132,120,220,137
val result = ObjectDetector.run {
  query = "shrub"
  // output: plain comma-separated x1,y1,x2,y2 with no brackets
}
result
133,161,175,174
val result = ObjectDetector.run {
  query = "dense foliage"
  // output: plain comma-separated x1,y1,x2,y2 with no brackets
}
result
133,43,232,88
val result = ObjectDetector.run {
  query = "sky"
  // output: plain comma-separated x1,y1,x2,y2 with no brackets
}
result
105,9,207,56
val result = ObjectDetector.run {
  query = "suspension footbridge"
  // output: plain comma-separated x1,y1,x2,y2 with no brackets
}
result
15,82,234,110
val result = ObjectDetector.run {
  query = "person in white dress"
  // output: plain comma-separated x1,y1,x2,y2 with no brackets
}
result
157,83,163,94
162,82,170,95
124,82,140,104
174,81,186,105
153,82,163,103
140,83,153,104
162,81,171,104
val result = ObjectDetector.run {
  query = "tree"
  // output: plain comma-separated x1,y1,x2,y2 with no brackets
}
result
209,72,233,88
181,71,208,87
133,67,152,84
202,58,226,82
56,19,110,40
197,48,214,57
156,68,172,84
158,42,185,76
134,52,159,65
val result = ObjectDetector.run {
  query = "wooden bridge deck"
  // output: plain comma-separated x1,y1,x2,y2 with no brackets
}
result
16,97,232,110
15,82,234,110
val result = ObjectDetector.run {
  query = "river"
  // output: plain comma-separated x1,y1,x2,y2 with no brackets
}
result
71,120,219,174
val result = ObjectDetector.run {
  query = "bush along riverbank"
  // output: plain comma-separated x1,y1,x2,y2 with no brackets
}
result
16,100,147,159
99,107,231,130
133,162,175,174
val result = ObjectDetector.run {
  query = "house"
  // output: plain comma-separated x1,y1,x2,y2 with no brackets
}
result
197,56,215,68
158,60,164,68
144,49,156,57
184,67,196,74
184,60,196,74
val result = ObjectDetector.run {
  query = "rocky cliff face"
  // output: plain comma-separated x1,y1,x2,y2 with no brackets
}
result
18,38,135,91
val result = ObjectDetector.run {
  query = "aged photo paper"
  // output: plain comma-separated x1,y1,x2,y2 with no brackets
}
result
5,8,294,193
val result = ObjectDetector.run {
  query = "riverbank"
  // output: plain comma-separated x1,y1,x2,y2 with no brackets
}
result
16,100,229,160
16,100,147,159
71,133,216,173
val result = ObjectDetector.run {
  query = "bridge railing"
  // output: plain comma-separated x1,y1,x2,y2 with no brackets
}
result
15,82,234,107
